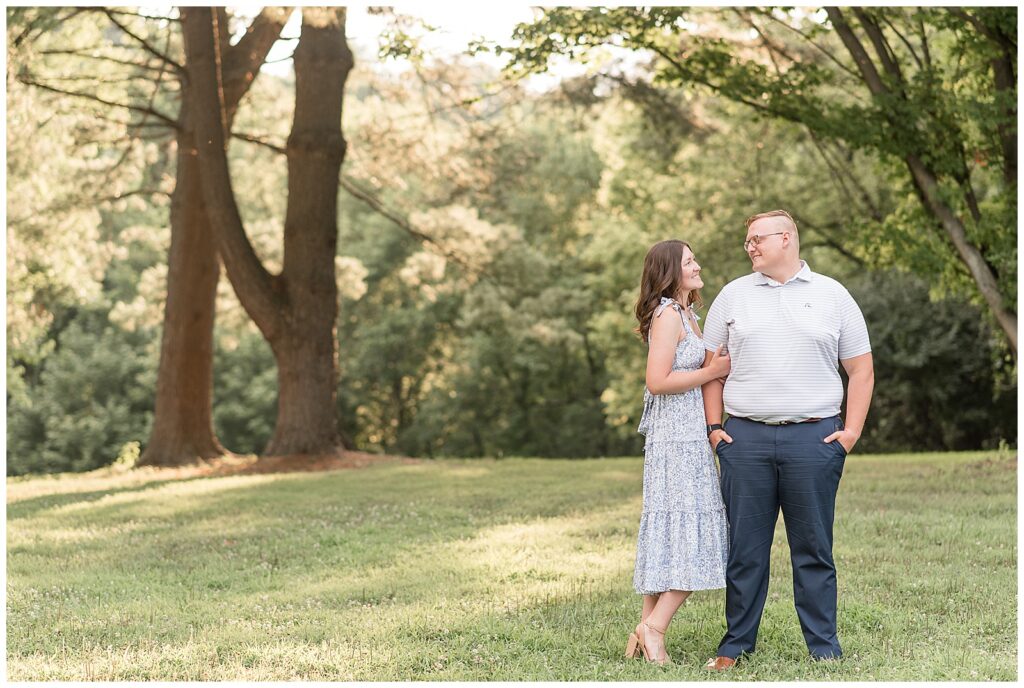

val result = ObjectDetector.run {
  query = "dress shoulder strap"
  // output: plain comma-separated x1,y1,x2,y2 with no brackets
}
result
654,296,684,320
656,297,699,336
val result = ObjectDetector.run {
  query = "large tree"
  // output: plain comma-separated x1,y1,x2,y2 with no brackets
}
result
11,8,291,466
144,8,291,466
182,7,353,456
505,7,1017,357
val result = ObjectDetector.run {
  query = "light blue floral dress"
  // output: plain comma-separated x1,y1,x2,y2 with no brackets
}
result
633,297,729,594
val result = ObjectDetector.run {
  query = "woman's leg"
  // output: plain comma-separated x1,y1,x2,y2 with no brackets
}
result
628,593,661,659
641,593,660,624
643,590,692,661
635,593,660,647
649,589,691,627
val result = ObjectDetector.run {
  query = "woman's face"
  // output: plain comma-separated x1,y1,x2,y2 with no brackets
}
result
679,245,703,291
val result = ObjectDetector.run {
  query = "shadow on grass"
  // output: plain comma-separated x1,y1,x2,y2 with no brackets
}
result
6,475,221,521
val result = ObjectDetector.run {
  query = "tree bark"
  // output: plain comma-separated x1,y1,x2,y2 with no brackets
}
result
140,8,290,467
991,53,1017,187
905,155,1018,354
184,7,353,457
141,121,224,467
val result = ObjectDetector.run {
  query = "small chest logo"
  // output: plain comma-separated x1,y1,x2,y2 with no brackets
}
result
804,303,813,308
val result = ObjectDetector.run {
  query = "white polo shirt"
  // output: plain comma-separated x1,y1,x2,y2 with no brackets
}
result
702,261,871,422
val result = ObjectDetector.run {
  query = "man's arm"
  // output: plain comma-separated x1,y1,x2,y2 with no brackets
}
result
702,349,732,448
699,287,731,450
824,352,874,453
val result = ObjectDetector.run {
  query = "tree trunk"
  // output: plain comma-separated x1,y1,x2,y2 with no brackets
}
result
906,155,1018,356
140,125,224,466
268,328,342,454
140,8,291,467
991,53,1016,187
184,7,353,458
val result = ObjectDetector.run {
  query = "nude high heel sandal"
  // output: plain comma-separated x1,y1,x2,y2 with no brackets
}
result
638,621,671,665
624,631,641,659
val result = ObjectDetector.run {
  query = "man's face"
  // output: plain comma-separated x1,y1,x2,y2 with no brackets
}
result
745,217,788,272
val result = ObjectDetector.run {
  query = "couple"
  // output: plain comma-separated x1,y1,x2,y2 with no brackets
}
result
627,209,875,668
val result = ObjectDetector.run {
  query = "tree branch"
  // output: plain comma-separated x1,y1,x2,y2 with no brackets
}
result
16,75,178,128
647,44,782,117
879,10,923,72
7,187,172,228
182,6,283,338
851,8,906,93
807,129,883,222
791,214,866,266
232,130,286,154
229,130,497,285
905,154,1017,355
915,12,933,72
102,8,184,72
80,7,181,24
948,8,1016,54
131,22,176,141
11,8,90,47
825,7,889,96
338,176,492,279
755,8,861,80
38,48,173,74
28,73,165,84
221,7,293,124
735,10,788,74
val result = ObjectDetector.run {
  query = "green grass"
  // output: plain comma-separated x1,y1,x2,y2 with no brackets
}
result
6,451,1017,680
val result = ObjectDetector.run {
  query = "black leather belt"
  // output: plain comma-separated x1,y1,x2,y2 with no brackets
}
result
732,416,822,426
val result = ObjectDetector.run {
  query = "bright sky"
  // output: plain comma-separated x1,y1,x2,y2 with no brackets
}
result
249,5,587,88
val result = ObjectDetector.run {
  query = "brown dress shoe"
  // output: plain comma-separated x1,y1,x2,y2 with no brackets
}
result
704,656,736,671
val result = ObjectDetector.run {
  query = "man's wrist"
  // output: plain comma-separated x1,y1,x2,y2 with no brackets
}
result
706,423,723,436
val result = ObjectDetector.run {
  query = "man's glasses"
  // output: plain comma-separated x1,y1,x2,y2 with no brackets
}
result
744,232,785,251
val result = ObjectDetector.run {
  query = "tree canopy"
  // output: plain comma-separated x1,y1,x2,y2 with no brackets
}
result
6,7,1017,475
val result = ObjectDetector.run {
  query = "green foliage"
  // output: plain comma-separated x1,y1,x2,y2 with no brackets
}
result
9,15,1016,473
7,310,156,475
212,333,277,456
6,9,176,474
847,271,1016,453
504,7,1017,343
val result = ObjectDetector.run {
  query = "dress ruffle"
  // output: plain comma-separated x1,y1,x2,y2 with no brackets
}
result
633,508,729,594
634,439,728,594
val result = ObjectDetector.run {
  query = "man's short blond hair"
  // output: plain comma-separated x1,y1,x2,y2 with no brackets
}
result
745,209,798,234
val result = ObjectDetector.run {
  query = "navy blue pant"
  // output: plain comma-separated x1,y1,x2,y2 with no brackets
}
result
715,416,846,660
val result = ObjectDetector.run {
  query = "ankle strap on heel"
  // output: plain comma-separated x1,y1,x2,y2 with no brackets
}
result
642,621,667,636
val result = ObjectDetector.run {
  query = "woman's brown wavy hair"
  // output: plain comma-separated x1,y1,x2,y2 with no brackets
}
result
634,239,703,343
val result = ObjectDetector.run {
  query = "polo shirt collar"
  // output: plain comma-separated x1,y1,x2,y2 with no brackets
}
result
753,260,813,287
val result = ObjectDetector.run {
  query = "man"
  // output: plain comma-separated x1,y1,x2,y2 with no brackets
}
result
700,209,874,669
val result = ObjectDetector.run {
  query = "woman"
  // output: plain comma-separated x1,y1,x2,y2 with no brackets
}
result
626,239,730,665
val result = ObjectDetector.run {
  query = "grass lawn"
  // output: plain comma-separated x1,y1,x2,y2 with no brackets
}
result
6,450,1017,680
